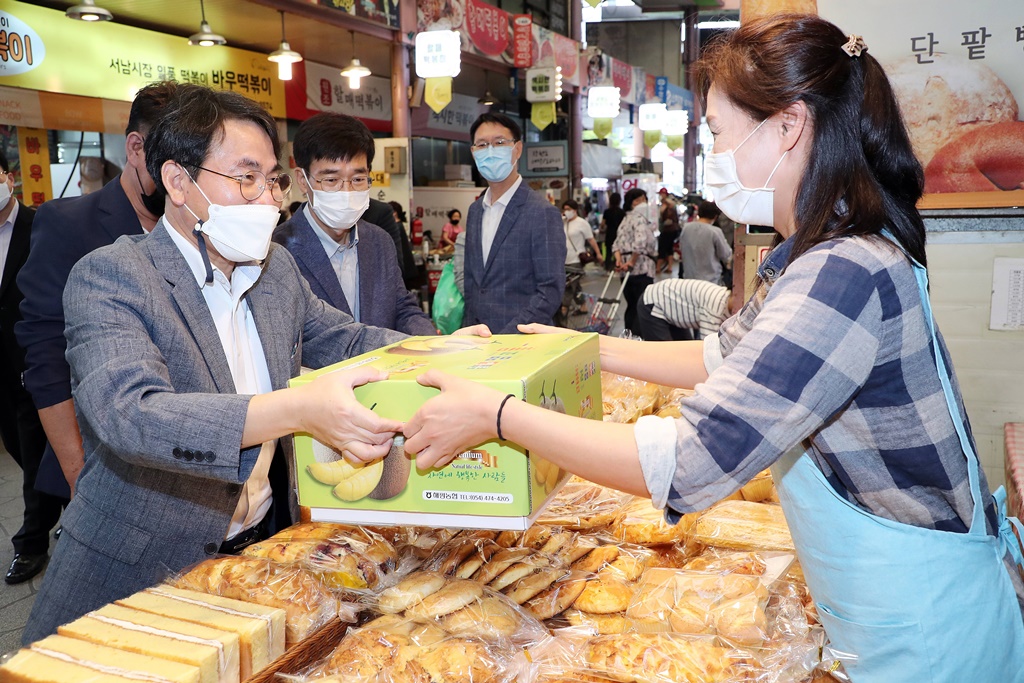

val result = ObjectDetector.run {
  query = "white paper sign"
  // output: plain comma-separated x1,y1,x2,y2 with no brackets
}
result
990,257,1024,331
587,86,620,119
415,30,462,78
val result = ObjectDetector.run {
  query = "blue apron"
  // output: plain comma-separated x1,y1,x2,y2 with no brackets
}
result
770,253,1024,682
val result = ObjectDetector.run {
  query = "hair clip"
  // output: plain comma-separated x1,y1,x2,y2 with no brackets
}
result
841,34,868,58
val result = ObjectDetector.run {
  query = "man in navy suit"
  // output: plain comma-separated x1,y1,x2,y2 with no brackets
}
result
273,113,436,336
16,81,178,500
0,153,64,584
463,113,565,333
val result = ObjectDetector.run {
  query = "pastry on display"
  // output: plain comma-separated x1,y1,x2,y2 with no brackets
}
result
56,604,240,683
690,500,794,552
173,556,338,646
0,633,202,683
611,497,699,546
116,586,286,679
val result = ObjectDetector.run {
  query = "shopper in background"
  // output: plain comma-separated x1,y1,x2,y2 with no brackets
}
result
600,192,625,272
637,278,731,342
274,112,436,336
0,153,63,585
402,15,1024,679
440,208,462,250
461,112,565,333
678,200,732,285
389,201,408,235
611,188,656,337
562,199,600,269
656,192,681,275
21,84,415,644
16,81,178,501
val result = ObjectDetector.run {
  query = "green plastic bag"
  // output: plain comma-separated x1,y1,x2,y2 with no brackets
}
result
431,261,464,335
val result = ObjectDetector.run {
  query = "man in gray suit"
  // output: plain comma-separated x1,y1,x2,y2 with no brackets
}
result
462,113,565,333
273,112,436,336
22,85,407,642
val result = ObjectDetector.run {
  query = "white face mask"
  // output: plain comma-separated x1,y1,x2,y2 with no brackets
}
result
184,172,281,264
704,118,787,227
563,210,576,221
303,170,369,231
0,181,11,212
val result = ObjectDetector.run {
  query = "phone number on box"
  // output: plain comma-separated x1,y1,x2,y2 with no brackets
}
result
423,490,513,504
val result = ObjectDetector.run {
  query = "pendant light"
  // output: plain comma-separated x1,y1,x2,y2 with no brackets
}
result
267,11,303,81
65,0,113,21
189,0,226,47
478,91,498,106
340,31,371,90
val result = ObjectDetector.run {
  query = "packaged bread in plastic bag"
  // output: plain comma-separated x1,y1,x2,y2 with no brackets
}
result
536,478,631,530
690,500,795,553
241,522,399,592
583,631,756,683
611,497,700,547
172,555,340,646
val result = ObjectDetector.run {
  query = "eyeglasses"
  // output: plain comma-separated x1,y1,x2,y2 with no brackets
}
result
470,138,518,153
306,173,372,192
196,166,292,202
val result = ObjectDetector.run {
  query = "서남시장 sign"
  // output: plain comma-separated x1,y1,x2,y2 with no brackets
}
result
0,0,285,117
819,0,1024,209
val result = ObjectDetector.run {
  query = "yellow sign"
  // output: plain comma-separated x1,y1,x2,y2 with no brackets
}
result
592,118,613,140
17,127,51,207
665,134,684,151
0,1,285,117
370,170,391,187
424,77,452,114
643,130,662,149
531,102,556,131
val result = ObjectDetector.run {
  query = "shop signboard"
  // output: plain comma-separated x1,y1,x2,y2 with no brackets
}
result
818,0,1024,209
521,141,568,177
513,15,533,68
316,0,398,29
416,0,581,86
410,92,483,143
0,1,284,117
303,61,392,122
16,126,50,206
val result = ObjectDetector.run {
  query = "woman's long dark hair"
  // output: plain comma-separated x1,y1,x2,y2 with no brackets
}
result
694,14,927,266
623,188,647,213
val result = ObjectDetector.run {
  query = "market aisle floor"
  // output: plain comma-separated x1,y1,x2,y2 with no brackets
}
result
0,447,50,654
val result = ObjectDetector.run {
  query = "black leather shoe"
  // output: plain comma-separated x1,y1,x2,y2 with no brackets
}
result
5,553,48,585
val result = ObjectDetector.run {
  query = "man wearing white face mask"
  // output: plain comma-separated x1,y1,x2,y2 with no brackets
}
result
462,112,565,333
274,113,436,335
23,85,409,643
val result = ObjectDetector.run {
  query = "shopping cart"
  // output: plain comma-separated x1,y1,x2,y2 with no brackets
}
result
557,268,628,334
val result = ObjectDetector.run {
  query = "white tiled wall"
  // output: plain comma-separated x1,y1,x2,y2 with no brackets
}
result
927,236,1024,491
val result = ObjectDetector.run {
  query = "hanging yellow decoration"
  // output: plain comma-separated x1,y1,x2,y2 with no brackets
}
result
531,102,557,131
665,134,684,151
644,130,662,149
424,77,453,114
585,0,603,7
592,118,613,140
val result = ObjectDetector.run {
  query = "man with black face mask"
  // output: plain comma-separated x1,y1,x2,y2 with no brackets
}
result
16,82,178,506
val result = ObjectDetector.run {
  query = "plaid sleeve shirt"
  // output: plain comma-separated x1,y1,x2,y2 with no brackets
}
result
635,234,1024,607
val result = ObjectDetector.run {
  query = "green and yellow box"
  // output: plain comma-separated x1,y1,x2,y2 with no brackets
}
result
289,333,602,530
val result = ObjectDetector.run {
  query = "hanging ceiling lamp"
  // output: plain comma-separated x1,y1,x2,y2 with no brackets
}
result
478,91,498,106
188,0,226,46
65,0,113,21
267,11,303,80
340,31,371,90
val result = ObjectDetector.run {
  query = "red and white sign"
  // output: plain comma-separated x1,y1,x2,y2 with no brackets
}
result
513,14,533,67
465,0,509,57
611,58,633,97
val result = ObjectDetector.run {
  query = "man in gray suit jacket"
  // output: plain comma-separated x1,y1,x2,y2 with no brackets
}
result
23,85,407,642
273,113,436,336
463,113,565,333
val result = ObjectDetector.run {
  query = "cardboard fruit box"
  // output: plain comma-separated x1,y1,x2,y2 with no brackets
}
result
289,333,602,530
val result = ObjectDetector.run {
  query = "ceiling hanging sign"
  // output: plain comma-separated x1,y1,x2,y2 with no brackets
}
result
585,0,603,6
610,58,634,102
530,102,556,131
534,27,581,88
663,108,689,151
592,118,613,140
587,86,620,119
411,92,483,142
424,76,453,114
525,67,562,103
465,0,509,57
512,15,533,68
640,102,666,150
415,30,462,79
316,0,398,29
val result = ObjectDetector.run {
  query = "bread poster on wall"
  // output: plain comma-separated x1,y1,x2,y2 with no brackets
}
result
818,0,1024,209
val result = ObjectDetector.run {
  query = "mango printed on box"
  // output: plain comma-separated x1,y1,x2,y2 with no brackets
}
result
289,334,602,529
